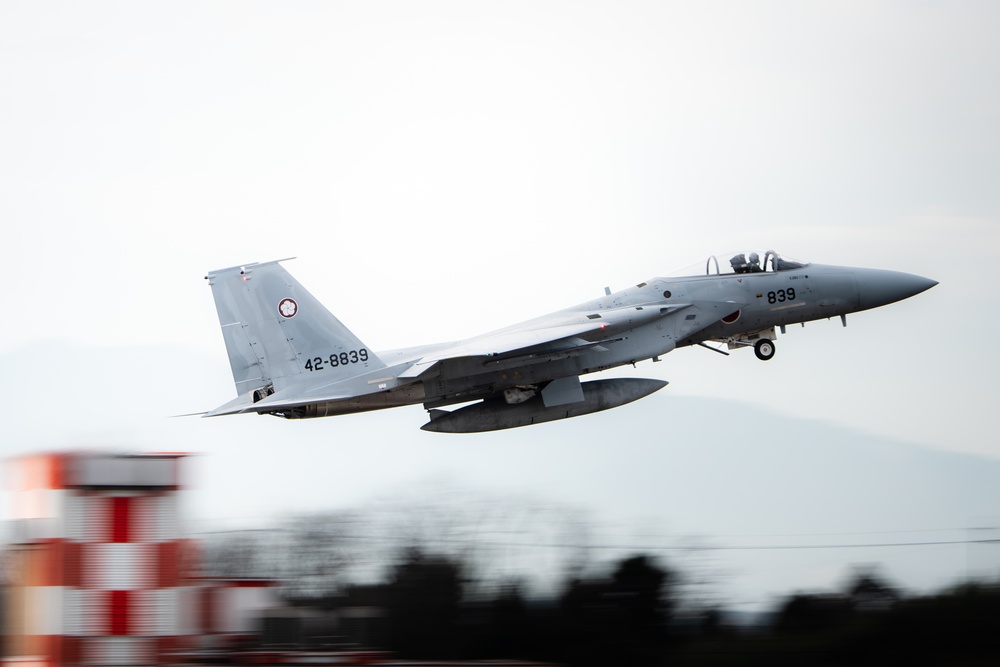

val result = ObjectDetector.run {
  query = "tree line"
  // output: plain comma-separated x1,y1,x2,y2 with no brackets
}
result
199,498,1000,666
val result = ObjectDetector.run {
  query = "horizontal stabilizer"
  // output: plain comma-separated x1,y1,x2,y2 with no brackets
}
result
248,386,351,410
203,392,257,417
204,385,353,417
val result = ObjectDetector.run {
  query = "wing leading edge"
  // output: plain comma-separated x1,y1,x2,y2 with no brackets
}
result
397,302,696,379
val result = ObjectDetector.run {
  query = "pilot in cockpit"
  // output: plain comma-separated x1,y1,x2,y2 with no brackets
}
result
730,253,748,274
731,252,764,274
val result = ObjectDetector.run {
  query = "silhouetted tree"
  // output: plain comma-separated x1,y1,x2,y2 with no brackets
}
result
384,548,464,659
772,593,853,636
559,554,674,666
485,582,533,657
876,582,1000,664
846,570,900,612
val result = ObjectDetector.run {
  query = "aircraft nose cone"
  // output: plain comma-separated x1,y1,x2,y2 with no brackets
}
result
856,269,937,310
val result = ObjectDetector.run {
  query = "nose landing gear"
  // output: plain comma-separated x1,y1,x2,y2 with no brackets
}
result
708,328,778,360
754,338,776,361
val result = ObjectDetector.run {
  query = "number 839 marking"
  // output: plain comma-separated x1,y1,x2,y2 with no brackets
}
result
305,349,370,372
767,288,796,304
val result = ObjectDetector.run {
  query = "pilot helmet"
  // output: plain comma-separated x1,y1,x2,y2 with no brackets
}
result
748,252,760,263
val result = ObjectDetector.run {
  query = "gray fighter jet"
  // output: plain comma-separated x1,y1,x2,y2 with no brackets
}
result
204,251,935,432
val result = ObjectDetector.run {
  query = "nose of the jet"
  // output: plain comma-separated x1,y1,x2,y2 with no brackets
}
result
856,269,938,311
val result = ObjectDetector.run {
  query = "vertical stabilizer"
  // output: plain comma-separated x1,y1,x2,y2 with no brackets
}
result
205,259,385,397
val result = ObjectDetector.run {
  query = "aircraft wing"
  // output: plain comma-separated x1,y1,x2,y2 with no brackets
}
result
205,299,743,415
397,321,612,379
397,304,697,379
208,319,635,415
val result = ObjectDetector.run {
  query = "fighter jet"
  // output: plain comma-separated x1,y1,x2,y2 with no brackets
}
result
204,251,935,433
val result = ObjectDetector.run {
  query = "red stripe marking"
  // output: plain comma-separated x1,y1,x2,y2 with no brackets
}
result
63,636,82,666
224,579,275,588
112,496,130,542
110,590,130,635
158,541,179,587
202,586,215,633
65,540,83,587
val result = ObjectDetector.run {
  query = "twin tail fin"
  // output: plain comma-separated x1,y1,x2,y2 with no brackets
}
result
205,259,386,399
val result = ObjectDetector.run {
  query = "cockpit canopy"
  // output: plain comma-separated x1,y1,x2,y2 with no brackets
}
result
707,250,807,276
665,251,809,278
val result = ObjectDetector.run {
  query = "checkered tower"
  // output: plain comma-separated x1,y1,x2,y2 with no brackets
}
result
4,452,197,666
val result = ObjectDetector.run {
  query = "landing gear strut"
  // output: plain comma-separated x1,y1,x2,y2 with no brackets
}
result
754,338,776,361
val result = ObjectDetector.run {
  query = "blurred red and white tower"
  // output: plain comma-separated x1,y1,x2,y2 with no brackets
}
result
3,452,197,666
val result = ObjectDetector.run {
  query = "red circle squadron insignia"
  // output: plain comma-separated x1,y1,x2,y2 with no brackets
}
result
278,298,298,318
721,309,741,324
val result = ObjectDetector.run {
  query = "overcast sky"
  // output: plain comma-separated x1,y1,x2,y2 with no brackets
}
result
2,1,999,609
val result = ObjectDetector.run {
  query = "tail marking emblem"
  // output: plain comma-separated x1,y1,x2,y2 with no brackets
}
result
278,298,298,318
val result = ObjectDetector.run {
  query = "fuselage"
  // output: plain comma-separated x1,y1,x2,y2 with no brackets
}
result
425,263,932,404
294,259,936,418
203,253,936,428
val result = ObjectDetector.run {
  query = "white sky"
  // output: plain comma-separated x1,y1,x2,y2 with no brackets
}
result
2,1,999,609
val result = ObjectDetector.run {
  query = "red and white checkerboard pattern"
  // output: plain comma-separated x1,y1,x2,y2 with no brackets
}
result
4,452,196,666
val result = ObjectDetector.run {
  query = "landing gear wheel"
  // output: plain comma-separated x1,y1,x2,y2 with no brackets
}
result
754,339,775,361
